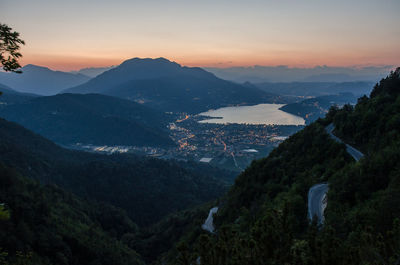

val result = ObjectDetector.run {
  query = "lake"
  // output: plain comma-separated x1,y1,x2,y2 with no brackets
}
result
198,104,305,125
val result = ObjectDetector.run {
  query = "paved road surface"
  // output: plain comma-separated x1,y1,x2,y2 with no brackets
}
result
202,207,218,233
308,183,329,224
307,124,365,225
325,123,364,161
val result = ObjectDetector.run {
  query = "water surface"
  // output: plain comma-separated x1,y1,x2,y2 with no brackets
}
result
198,104,305,125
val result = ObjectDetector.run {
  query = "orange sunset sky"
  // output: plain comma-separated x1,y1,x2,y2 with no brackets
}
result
1,0,399,71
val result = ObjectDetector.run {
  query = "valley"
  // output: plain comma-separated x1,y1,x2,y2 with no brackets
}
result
0,59,398,265
0,2,398,264
71,110,304,172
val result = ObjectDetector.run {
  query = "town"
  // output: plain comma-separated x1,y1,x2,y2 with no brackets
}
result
74,113,304,172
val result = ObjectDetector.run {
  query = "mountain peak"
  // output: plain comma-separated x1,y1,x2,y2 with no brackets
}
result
74,56,187,84
119,57,181,69
22,64,52,72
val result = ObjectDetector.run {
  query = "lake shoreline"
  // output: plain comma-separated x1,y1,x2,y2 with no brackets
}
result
197,103,305,126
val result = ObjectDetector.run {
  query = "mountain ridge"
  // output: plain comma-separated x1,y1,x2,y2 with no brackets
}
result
63,57,285,113
0,93,174,147
0,64,91,95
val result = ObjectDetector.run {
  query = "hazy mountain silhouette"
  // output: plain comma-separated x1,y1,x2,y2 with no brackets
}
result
206,65,393,83
0,64,90,95
302,73,356,82
254,81,374,97
0,93,174,147
70,65,115,77
64,57,284,113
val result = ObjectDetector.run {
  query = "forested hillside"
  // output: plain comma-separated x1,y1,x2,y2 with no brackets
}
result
0,83,37,106
0,118,230,226
0,93,174,147
0,164,144,265
164,69,400,264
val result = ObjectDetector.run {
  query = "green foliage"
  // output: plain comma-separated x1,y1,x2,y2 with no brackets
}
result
0,23,25,73
0,205,10,221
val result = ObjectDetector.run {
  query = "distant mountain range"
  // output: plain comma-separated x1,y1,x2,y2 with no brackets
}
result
206,65,393,83
64,57,285,113
70,65,115,77
0,93,174,147
253,81,374,97
0,64,91,95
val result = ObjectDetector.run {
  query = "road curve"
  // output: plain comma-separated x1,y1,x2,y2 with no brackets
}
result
308,183,329,224
307,124,364,225
202,207,218,233
325,123,364,161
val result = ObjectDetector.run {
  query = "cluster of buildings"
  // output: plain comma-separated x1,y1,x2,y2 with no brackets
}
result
71,114,303,172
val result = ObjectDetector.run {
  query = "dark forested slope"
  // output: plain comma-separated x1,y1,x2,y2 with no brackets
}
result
0,83,38,106
164,69,400,265
0,164,144,265
0,93,174,147
0,118,229,226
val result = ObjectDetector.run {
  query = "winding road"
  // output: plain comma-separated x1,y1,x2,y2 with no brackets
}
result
308,124,364,224
325,123,364,161
202,207,218,233
308,183,329,225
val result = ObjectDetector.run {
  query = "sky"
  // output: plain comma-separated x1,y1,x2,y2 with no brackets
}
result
1,0,399,71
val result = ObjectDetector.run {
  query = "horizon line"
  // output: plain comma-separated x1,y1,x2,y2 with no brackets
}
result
16,58,396,73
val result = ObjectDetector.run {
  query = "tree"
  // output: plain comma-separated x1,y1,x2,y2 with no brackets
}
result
0,23,25,73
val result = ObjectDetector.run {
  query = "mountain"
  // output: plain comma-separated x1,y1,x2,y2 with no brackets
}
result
279,92,358,124
0,64,90,95
0,117,230,226
0,115,233,263
0,82,38,106
2,68,398,264
0,93,174,147
303,73,355,82
0,164,144,265
64,57,285,113
159,68,400,264
70,65,115,77
255,81,374,97
205,65,392,83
